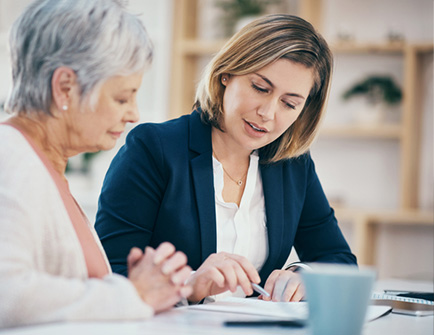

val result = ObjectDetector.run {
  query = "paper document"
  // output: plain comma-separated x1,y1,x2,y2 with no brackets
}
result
188,297,391,322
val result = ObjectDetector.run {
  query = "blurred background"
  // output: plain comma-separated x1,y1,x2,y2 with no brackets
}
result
0,0,432,280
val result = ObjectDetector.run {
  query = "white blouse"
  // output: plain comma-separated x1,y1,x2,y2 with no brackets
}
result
211,151,269,300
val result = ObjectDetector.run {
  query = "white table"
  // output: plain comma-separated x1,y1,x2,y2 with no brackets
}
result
1,279,432,335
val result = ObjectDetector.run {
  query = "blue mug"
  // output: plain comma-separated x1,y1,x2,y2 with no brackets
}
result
302,264,376,335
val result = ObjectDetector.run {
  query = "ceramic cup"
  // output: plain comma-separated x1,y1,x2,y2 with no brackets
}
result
301,264,376,335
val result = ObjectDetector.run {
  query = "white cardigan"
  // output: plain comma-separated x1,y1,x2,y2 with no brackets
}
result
0,125,153,329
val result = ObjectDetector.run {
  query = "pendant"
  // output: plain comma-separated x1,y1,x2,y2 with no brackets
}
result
237,180,243,186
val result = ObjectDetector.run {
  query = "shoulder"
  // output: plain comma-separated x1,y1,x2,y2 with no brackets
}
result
110,113,201,174
263,151,313,172
0,125,49,185
123,111,209,157
0,125,64,229
128,113,192,143
286,152,313,169
261,152,315,190
0,125,28,156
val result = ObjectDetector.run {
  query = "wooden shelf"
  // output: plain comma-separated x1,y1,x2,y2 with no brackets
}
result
176,39,434,57
331,42,406,54
319,124,402,139
177,39,226,56
334,206,434,226
334,206,433,266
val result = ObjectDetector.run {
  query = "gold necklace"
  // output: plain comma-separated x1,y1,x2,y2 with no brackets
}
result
213,151,248,186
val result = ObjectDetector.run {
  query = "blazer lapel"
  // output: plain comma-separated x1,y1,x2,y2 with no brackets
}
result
259,162,284,280
189,111,217,262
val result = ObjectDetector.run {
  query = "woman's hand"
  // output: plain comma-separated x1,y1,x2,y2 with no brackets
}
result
127,242,192,313
186,252,260,303
261,269,304,302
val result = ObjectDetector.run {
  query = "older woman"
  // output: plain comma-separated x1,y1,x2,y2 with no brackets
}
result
0,0,192,329
96,14,357,304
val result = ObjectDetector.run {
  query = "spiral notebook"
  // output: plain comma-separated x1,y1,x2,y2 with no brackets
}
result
371,292,434,316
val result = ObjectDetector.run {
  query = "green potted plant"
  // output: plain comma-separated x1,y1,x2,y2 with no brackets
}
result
341,75,402,124
215,0,281,36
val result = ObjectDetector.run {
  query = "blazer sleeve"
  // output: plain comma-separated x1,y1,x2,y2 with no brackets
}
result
293,154,357,265
95,124,167,276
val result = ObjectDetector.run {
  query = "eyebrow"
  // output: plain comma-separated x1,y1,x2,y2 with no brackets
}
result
253,73,306,100
119,88,138,93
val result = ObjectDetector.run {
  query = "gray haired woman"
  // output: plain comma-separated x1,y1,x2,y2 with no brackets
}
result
0,0,192,329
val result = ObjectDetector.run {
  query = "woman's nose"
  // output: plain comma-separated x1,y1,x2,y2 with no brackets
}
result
257,99,277,121
125,102,140,123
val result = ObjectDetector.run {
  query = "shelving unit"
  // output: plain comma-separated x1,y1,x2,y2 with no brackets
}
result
169,0,434,266
319,124,402,139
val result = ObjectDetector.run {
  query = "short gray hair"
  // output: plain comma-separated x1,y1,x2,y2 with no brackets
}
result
5,0,153,115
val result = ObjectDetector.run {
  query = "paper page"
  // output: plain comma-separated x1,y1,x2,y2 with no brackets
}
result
189,297,308,319
188,297,391,322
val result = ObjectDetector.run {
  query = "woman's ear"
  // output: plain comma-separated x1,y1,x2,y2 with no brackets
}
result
221,74,230,86
51,67,77,113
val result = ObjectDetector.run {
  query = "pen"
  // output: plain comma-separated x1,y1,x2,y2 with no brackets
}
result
251,283,270,298
225,319,305,328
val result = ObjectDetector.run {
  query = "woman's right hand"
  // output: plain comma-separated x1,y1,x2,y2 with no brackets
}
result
127,242,192,313
186,252,260,303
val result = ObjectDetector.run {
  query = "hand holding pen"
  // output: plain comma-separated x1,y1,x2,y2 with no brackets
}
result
185,252,261,303
260,269,305,302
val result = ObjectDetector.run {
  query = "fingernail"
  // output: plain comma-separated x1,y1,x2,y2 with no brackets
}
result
171,275,181,284
161,265,171,275
153,256,163,265
180,286,192,298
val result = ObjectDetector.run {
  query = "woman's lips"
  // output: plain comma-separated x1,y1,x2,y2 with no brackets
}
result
109,131,123,138
244,120,268,137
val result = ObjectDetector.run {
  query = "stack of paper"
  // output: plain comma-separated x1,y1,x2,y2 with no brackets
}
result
189,297,391,321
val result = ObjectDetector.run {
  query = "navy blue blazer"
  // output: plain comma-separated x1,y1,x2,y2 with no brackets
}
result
95,110,356,284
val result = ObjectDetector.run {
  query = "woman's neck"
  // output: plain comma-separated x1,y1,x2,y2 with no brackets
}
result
7,113,69,178
211,127,252,206
211,127,251,164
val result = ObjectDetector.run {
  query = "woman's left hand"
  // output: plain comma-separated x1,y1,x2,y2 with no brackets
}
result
261,269,304,302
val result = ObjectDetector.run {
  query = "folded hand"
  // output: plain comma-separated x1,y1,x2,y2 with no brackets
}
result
128,242,192,312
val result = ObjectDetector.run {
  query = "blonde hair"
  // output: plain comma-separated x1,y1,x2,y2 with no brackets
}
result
194,14,333,163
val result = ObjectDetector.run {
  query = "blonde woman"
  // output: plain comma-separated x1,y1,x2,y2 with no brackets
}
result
96,14,357,304
0,0,192,328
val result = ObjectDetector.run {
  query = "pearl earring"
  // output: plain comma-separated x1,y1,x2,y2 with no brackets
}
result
62,105,68,111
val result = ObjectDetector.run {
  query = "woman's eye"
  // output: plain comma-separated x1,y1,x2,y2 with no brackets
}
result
283,100,296,110
251,83,268,94
117,99,128,105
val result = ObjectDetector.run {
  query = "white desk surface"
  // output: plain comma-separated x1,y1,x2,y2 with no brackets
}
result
1,279,432,335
